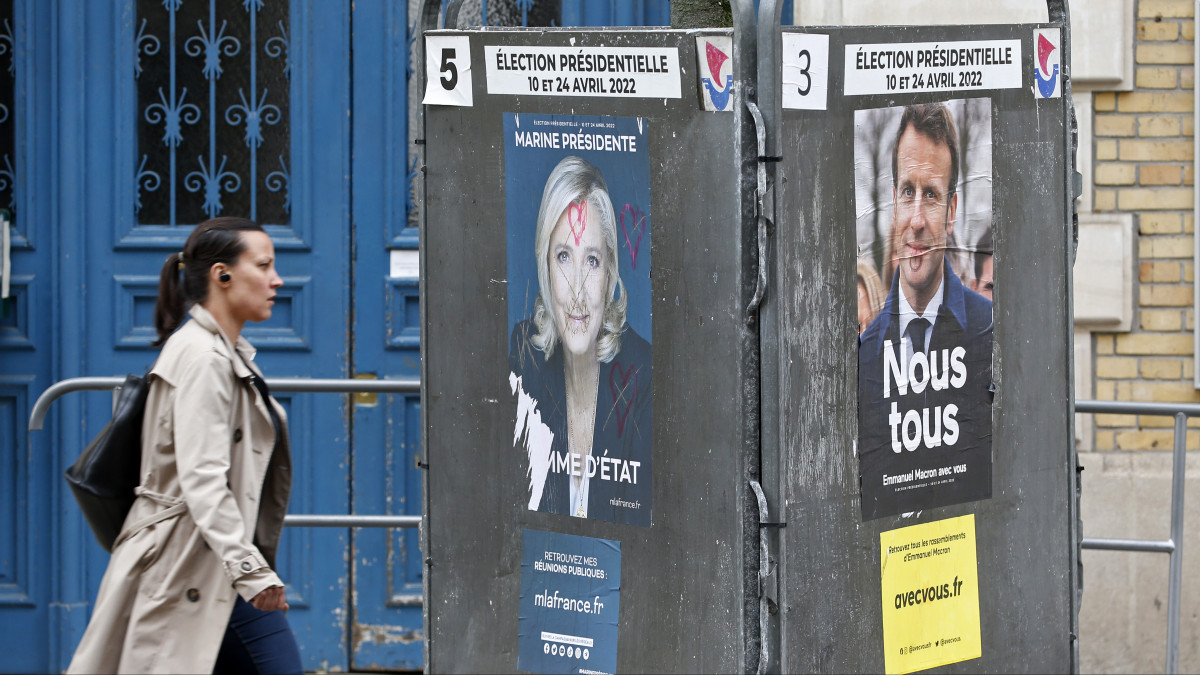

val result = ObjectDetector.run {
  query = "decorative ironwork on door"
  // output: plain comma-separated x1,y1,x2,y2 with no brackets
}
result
136,0,290,227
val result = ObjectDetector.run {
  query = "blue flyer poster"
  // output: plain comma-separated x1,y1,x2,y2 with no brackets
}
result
518,529,622,674
505,112,653,527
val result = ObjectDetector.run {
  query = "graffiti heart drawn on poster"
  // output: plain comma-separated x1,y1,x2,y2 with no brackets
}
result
506,112,653,528
854,98,994,521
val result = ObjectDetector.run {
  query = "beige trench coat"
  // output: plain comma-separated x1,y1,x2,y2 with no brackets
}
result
68,304,292,674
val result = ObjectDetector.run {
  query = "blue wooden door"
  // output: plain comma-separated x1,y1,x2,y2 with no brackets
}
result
0,2,405,671
0,2,54,672
347,0,425,669
47,1,431,670
82,0,354,669
0,0,680,672
27,0,355,671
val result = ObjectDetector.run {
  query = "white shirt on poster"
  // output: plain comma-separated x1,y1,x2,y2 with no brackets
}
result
897,276,945,362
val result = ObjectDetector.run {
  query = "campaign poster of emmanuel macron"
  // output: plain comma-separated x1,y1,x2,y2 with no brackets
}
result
854,99,995,521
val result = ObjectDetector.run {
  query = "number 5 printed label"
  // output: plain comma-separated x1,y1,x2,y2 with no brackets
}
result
782,33,829,111
424,36,473,106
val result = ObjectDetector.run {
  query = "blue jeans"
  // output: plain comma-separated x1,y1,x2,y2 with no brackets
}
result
213,596,303,675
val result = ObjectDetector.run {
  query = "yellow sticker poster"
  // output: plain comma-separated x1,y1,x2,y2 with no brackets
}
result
880,514,981,674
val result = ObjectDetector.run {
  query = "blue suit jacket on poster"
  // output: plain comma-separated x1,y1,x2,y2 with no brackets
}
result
509,319,652,527
857,259,993,520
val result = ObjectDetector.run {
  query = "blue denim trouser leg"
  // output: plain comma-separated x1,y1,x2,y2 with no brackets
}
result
213,596,304,675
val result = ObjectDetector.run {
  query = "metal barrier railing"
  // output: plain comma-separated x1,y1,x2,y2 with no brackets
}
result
28,376,420,430
1075,399,1192,675
29,387,1189,662
284,514,420,528
28,376,423,530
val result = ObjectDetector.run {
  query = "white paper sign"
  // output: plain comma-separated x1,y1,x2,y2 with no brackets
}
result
782,33,830,110
484,45,681,98
424,36,474,106
390,249,419,279
0,211,9,299
844,40,1022,96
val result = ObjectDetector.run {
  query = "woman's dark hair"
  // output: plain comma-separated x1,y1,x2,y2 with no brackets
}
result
153,217,264,346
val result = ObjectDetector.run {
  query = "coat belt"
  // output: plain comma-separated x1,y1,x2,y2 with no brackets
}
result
111,487,187,550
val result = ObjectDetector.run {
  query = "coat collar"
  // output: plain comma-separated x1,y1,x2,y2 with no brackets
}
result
185,303,277,438
187,303,259,379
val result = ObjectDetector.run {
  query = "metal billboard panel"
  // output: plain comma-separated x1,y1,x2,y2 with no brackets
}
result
422,28,756,673
422,17,1077,674
771,22,1076,673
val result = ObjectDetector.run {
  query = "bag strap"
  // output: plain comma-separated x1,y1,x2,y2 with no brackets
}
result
234,352,282,449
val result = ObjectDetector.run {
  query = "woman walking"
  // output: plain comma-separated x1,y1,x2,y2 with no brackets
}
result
68,217,301,674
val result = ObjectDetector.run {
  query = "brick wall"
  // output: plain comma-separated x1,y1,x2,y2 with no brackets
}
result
1091,0,1198,450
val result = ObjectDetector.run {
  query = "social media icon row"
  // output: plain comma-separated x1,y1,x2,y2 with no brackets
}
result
543,642,590,660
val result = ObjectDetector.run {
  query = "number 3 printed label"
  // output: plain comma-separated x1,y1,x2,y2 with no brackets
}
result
424,36,474,106
781,33,829,111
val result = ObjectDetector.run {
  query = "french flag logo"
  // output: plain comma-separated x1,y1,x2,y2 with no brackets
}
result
1034,29,1061,99
697,37,734,112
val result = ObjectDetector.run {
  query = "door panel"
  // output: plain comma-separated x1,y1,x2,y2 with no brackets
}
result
350,0,425,668
0,1,55,671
